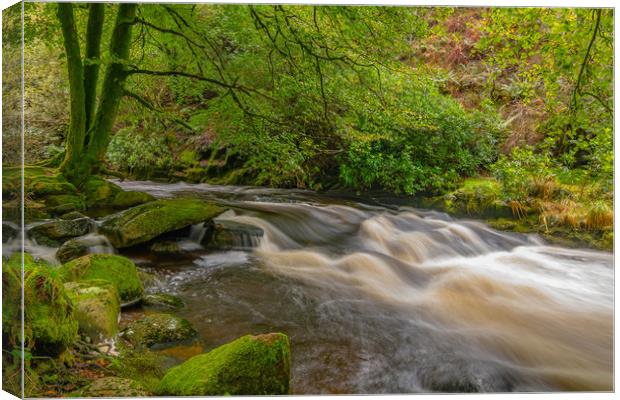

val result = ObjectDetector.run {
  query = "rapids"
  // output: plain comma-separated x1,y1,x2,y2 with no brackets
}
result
20,180,617,393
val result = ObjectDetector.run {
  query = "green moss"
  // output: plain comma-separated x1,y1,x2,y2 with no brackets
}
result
121,313,196,348
27,175,78,198
3,253,78,356
59,254,144,304
64,280,120,343
156,333,291,396
100,198,225,248
111,190,155,209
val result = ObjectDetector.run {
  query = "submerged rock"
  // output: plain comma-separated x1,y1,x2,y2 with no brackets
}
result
100,198,225,248
64,280,120,343
79,377,149,397
29,217,94,246
59,254,144,304
121,313,196,348
142,293,184,310
2,254,78,356
156,333,291,396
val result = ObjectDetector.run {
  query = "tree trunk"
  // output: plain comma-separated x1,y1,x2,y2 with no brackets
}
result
84,4,105,133
85,3,137,171
57,3,88,183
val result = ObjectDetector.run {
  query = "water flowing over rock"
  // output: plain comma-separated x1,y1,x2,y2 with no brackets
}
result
28,217,95,246
100,198,225,248
56,233,115,263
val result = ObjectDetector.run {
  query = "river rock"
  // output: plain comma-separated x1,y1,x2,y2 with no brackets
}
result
64,280,120,343
156,333,291,396
82,176,123,208
3,253,78,356
60,210,88,220
100,198,225,248
56,234,114,264
142,293,184,310
79,377,149,397
59,254,144,305
121,313,196,348
44,194,86,215
28,217,94,246
206,219,264,250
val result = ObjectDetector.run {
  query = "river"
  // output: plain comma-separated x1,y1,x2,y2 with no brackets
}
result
19,179,616,393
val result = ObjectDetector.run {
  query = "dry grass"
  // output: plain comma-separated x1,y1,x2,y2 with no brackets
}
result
585,201,613,230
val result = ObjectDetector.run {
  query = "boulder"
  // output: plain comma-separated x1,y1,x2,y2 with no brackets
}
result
2,254,78,356
81,176,123,209
79,377,149,397
142,293,184,310
100,198,225,248
64,280,120,343
121,313,196,348
156,333,291,396
59,254,144,305
44,194,86,215
55,234,114,264
27,174,78,198
111,190,155,209
28,217,94,246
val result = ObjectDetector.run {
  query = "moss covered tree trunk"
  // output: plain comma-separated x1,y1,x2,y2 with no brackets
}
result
57,3,87,183
57,3,136,185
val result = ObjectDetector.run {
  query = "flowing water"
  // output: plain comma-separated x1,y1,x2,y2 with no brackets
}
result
18,180,616,393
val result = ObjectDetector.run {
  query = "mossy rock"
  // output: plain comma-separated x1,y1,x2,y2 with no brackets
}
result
79,377,150,397
100,198,225,248
44,194,86,215
59,254,144,304
28,217,94,246
81,176,123,209
3,253,78,356
156,333,291,396
64,280,120,343
27,174,78,198
111,190,155,209
2,222,18,243
142,293,184,310
121,313,196,348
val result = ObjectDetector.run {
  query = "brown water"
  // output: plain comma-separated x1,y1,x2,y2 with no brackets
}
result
43,180,620,393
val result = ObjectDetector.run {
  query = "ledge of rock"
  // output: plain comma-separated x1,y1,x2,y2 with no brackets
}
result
100,198,225,248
